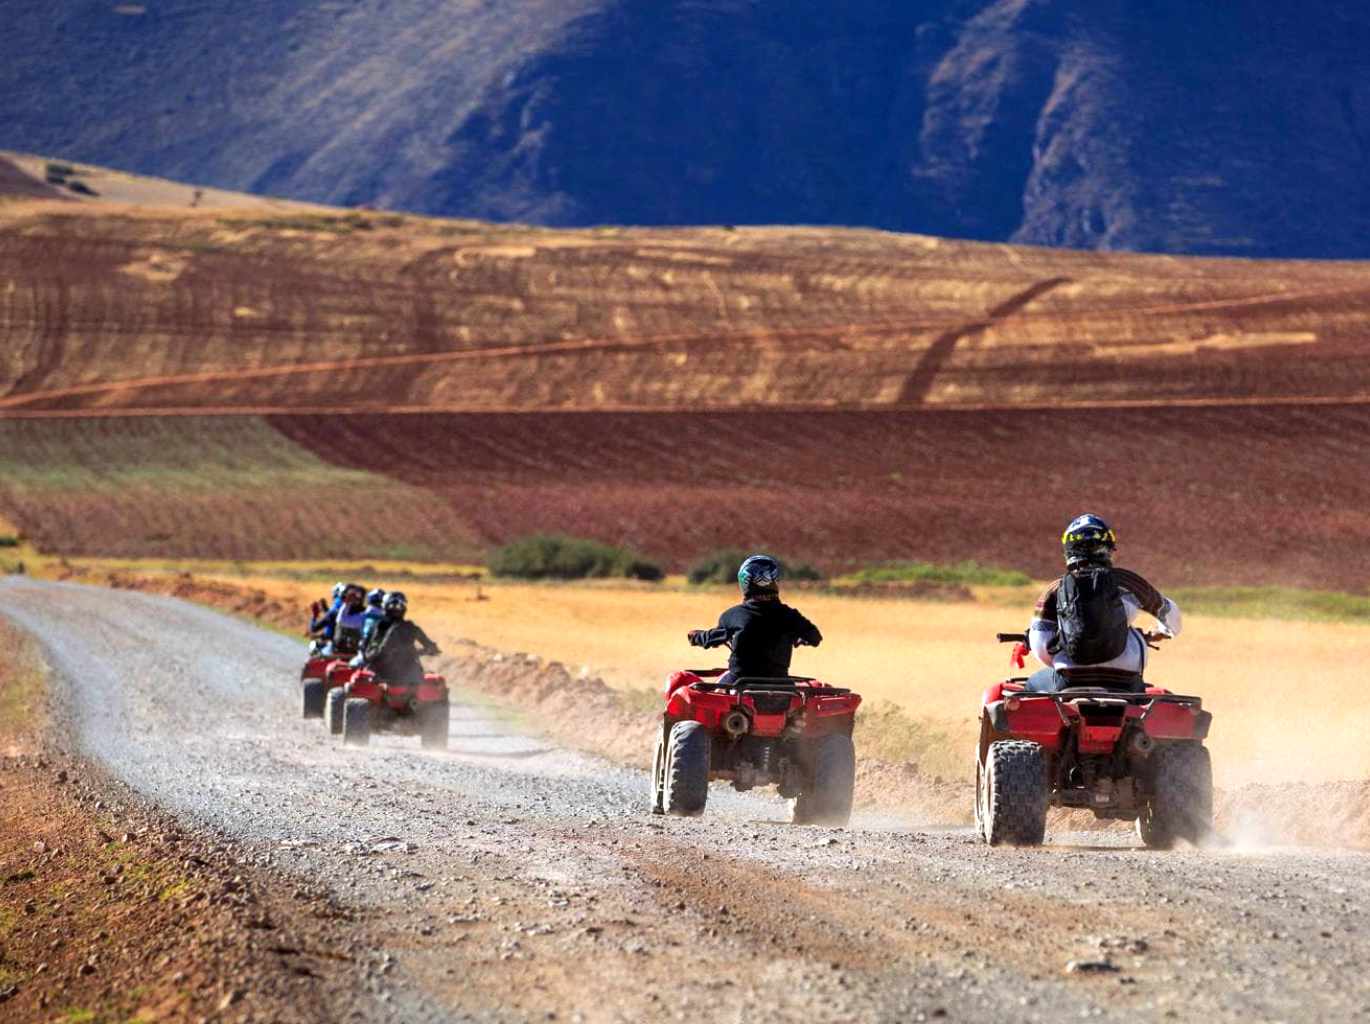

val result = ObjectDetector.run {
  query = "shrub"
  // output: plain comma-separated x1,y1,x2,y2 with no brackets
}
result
488,534,662,582
0,536,18,548
848,560,1030,587
686,548,822,586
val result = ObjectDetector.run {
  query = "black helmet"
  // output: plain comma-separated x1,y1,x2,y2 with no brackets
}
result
737,554,782,596
342,582,366,604
383,591,408,618
1062,513,1117,567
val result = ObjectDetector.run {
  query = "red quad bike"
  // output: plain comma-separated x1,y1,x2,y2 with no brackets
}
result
651,662,863,825
333,663,450,750
300,644,345,719
975,631,1214,849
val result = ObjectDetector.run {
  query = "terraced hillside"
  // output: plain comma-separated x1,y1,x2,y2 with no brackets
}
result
3,176,1370,585
0,417,480,561
3,202,1370,416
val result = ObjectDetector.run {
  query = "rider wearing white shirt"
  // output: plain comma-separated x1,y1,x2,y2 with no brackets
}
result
1026,514,1182,691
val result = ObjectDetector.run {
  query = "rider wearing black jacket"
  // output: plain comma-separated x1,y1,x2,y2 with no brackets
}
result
687,554,822,678
364,592,440,684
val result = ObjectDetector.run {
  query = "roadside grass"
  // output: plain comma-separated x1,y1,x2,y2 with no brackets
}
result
0,618,249,1023
843,560,1032,587
0,618,46,732
1170,585,1370,624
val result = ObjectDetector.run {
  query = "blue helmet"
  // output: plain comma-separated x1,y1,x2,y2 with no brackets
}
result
331,581,347,601
366,588,385,608
1062,513,1117,567
737,554,782,596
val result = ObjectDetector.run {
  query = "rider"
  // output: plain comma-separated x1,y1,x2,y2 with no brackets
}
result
307,582,347,650
1025,514,1183,692
686,554,822,680
330,583,369,656
360,587,387,646
364,591,441,684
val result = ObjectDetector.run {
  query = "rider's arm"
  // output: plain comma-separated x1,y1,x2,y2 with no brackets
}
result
1154,596,1182,637
789,608,822,647
1028,621,1056,666
688,626,730,648
1113,569,1182,637
1028,579,1060,666
412,623,440,654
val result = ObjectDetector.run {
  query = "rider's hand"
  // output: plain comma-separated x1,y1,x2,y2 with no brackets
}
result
425,645,442,657
687,630,707,647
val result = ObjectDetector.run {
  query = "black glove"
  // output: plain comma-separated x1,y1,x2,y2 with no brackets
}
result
687,630,707,648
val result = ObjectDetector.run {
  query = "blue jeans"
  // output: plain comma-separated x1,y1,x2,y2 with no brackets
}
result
1025,668,1069,693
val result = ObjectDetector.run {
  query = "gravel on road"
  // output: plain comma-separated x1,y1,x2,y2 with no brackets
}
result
5,577,1370,1023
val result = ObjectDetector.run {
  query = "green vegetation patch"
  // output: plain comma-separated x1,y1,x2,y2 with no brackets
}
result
847,560,1031,587
686,548,823,586
489,534,663,581
1171,585,1370,625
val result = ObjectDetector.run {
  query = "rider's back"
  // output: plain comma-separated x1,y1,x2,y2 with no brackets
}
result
718,599,821,678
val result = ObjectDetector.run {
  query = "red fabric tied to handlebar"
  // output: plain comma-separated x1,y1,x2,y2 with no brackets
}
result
1010,642,1027,669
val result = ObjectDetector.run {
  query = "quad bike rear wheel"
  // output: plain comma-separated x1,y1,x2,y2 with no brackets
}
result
664,721,710,816
981,740,1048,846
650,731,666,815
1137,742,1212,849
324,687,345,735
419,699,450,751
342,698,372,747
302,679,325,719
793,733,856,826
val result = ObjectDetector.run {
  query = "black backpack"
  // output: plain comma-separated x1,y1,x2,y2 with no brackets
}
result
1052,568,1129,664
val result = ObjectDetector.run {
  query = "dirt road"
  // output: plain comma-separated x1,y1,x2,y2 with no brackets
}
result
5,577,1370,1023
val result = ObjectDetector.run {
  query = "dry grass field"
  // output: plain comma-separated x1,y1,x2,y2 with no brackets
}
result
186,572,1370,789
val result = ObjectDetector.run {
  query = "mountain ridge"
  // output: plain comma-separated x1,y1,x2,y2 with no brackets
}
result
7,1,1370,257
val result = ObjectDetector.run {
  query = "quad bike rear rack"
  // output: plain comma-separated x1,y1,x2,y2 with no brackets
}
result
689,675,852,696
1007,688,1203,709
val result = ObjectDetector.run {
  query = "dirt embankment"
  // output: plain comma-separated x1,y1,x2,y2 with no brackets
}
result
3,201,1370,417
68,568,1370,848
0,619,367,1024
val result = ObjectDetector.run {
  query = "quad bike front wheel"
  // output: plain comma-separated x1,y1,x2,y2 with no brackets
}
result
418,699,450,751
324,687,345,735
1137,742,1213,849
301,679,325,719
793,733,856,826
981,740,1048,846
664,721,710,816
342,698,372,747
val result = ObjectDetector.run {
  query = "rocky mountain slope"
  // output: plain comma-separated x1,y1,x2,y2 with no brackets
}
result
7,1,1370,257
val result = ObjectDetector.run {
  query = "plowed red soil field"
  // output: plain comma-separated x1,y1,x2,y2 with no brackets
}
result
273,403,1370,587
